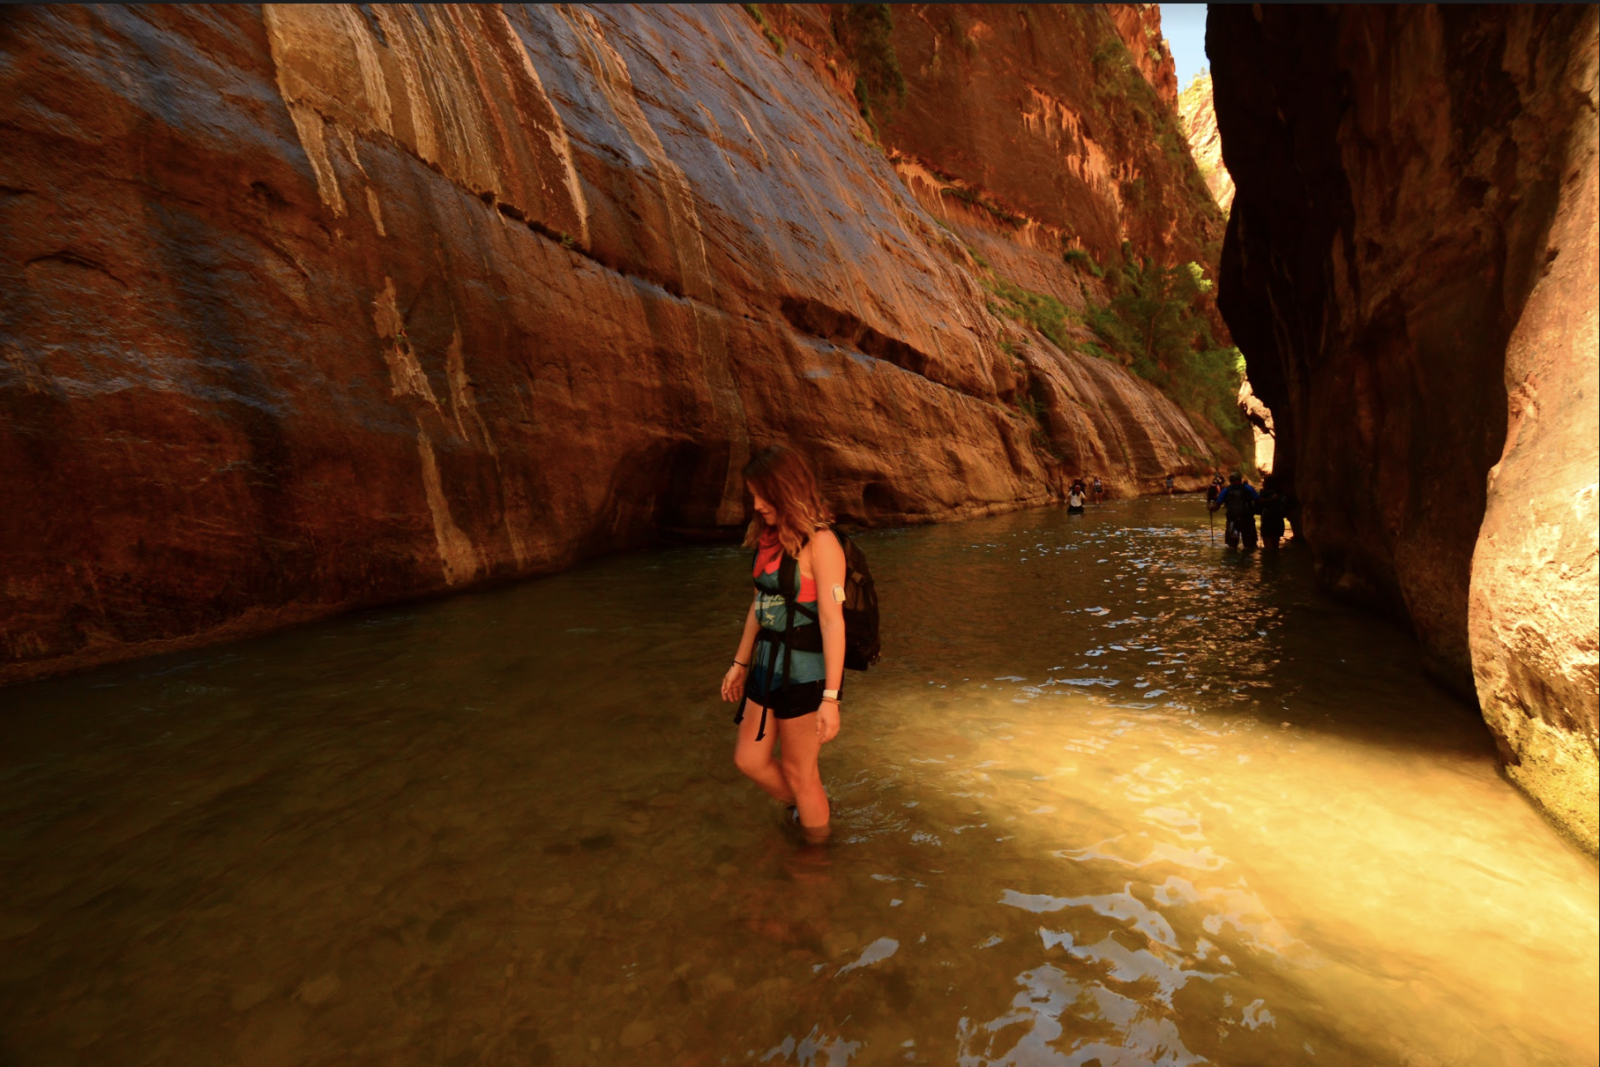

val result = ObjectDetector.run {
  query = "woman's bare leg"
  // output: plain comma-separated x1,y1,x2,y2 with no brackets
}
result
777,714,829,834
733,699,794,803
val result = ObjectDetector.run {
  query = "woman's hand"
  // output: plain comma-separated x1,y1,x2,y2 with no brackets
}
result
817,699,840,743
721,663,747,703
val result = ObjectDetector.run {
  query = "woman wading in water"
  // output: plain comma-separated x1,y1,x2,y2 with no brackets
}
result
720,447,846,844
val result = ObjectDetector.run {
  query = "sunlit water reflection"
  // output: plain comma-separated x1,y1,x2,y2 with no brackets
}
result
1,499,1595,1066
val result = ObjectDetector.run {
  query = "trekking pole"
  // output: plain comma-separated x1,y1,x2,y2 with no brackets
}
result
1209,505,1215,544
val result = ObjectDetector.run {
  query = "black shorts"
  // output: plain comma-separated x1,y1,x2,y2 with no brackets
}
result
739,677,841,720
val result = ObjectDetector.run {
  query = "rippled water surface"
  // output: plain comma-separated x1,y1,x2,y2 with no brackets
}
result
2,499,1596,1066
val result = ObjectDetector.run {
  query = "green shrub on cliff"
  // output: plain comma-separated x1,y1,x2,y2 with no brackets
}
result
1092,37,1152,109
946,10,980,58
1061,247,1104,278
945,185,1028,228
1091,30,1168,129
1176,345,1249,440
966,243,1245,452
1157,124,1189,165
740,4,786,56
983,275,1076,352
836,5,906,138
1091,38,1133,81
1086,253,1248,441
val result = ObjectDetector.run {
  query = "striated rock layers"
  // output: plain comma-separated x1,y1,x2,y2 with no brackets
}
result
0,4,1224,684
1212,5,1599,850
769,4,1239,461
860,3,1215,268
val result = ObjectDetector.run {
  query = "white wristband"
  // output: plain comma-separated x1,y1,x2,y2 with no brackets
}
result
823,688,840,700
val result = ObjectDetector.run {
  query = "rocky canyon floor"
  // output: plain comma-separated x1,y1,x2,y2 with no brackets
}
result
1,500,1594,1067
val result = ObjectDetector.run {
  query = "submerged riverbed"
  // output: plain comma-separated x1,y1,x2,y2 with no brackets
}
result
2,498,1595,1066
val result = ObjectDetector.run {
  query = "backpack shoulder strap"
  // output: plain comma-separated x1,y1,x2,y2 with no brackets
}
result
777,551,797,603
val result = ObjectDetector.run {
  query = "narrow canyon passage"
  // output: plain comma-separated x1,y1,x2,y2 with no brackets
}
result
2,4,1595,1065
3,501,1593,1066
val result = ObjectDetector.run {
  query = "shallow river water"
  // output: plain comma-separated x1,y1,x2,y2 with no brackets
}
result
2,499,1596,1067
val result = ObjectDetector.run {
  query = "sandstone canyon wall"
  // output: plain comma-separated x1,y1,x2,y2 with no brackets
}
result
766,5,1242,464
0,4,1225,685
1178,72,1235,212
862,3,1215,269
1212,5,1599,850
1108,4,1178,112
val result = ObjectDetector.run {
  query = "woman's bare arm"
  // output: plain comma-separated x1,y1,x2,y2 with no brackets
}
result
810,531,847,688
721,596,761,703
809,529,847,742
736,594,760,664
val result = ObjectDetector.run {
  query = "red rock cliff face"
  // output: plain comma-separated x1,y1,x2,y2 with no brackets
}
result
1108,4,1179,111
859,3,1214,269
1212,5,1598,850
772,4,1239,463
0,4,1225,685
1178,73,1234,212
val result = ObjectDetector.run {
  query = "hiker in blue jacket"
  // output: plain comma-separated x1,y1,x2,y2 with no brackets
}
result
1209,472,1259,550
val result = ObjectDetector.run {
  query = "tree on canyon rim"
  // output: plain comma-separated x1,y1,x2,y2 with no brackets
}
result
1083,246,1249,454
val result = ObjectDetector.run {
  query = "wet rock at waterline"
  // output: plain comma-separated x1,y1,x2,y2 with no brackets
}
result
1471,16,1600,855
0,4,1232,686
1212,5,1600,849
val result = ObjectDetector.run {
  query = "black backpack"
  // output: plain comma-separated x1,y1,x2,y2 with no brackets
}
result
762,527,882,671
1223,486,1254,522
835,529,881,670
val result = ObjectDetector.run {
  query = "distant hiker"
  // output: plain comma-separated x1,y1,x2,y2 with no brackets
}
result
1166,473,1176,496
1091,475,1105,503
1070,475,1087,498
1205,474,1222,507
721,446,878,845
1067,485,1087,514
1210,472,1259,549
1257,473,1292,548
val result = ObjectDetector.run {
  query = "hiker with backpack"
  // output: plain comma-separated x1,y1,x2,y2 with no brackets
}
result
720,445,879,844
1257,473,1292,548
1210,471,1259,549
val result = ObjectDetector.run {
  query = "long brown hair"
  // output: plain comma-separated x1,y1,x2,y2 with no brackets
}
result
742,445,832,557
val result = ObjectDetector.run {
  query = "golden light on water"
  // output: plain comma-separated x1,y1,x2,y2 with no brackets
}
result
1,500,1593,1064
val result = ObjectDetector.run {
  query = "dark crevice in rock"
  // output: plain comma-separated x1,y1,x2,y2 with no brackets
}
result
778,294,935,382
584,436,740,547
248,181,289,209
23,251,128,287
489,194,694,302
